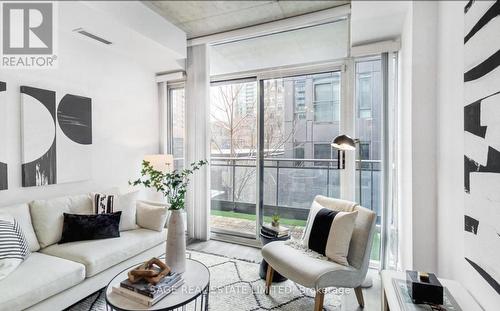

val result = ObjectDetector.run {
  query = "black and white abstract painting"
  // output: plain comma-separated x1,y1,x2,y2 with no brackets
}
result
0,81,7,190
464,0,500,295
21,86,92,187
56,93,92,184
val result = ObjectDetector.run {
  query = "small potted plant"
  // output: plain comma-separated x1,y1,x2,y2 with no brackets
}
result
271,213,280,228
130,159,208,273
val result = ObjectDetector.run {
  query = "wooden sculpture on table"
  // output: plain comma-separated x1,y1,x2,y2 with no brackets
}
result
128,258,171,285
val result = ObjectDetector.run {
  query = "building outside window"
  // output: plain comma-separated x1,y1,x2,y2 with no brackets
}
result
313,143,331,166
358,73,373,119
294,79,306,120
313,73,340,122
169,87,185,169
359,142,370,160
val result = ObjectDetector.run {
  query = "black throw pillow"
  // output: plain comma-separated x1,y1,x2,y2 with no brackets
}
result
59,212,121,244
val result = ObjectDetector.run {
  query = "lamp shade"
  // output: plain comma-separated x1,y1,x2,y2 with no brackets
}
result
331,134,356,151
143,154,174,172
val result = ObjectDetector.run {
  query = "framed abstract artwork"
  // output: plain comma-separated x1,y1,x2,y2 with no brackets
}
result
20,86,92,187
463,0,500,294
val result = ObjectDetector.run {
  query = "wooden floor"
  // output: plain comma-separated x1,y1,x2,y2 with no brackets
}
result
188,239,382,311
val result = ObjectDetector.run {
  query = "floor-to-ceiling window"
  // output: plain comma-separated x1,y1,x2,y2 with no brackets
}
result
168,86,185,169
196,16,398,266
210,78,258,237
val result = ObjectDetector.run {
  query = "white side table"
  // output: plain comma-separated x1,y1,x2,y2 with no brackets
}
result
381,270,482,311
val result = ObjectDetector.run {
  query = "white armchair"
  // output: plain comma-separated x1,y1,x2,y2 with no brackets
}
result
262,195,377,311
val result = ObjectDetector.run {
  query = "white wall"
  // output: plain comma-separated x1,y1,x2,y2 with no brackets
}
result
399,1,500,309
0,2,185,206
436,2,500,310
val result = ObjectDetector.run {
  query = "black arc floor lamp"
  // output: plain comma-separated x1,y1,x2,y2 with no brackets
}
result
331,134,359,169
331,134,373,288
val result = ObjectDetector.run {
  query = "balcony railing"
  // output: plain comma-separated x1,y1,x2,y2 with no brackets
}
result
210,157,381,224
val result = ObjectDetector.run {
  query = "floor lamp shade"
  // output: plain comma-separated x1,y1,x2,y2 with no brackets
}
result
143,154,174,173
331,134,356,151
331,134,358,169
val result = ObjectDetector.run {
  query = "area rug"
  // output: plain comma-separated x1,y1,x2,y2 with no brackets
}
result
68,251,346,311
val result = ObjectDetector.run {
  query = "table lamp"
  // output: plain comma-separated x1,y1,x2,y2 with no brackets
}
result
143,154,174,173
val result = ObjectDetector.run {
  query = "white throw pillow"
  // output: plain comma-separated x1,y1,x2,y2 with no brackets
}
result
324,210,358,265
91,191,139,231
30,195,93,248
114,191,139,231
136,202,167,232
0,214,30,280
302,200,358,266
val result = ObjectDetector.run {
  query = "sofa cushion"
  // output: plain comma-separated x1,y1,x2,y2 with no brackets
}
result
262,241,358,289
0,252,85,311
29,195,93,248
41,228,166,277
0,203,40,252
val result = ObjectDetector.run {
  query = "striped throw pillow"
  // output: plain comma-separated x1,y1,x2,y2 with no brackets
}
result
0,214,30,280
92,193,115,214
302,201,358,266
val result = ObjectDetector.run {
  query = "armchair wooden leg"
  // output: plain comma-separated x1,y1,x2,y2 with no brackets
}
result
354,286,365,308
265,265,274,295
314,289,324,311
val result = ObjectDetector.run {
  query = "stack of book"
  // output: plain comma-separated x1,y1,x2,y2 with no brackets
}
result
112,272,183,307
261,223,290,238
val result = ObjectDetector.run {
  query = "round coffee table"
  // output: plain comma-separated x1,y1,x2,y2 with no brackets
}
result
105,259,210,311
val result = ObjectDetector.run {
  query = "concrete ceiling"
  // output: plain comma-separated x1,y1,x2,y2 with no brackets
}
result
350,1,410,46
144,0,349,39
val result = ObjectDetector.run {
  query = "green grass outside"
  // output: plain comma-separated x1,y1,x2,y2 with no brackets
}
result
370,231,381,261
211,210,307,227
211,209,381,261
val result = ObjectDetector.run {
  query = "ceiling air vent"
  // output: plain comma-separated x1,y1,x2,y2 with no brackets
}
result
73,28,112,45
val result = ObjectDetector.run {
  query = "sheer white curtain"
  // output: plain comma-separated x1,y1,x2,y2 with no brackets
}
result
185,44,211,240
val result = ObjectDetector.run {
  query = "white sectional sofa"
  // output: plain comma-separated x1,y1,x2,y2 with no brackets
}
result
0,194,167,311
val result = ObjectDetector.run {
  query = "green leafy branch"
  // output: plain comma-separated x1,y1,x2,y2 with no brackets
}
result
129,159,208,210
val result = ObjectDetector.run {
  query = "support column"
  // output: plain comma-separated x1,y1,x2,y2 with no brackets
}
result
185,44,211,240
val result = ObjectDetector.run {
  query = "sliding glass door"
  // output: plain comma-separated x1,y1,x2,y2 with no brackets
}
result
210,78,258,237
209,68,345,239
262,72,342,239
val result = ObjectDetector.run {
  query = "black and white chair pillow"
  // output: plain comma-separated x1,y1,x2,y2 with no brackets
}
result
0,214,30,280
302,201,358,266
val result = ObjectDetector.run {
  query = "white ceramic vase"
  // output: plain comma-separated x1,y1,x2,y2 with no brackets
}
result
165,210,186,273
